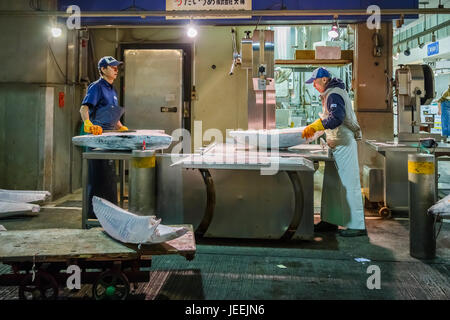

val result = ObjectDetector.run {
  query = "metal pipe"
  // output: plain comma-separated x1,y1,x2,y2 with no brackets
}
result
394,19,450,47
1,9,449,17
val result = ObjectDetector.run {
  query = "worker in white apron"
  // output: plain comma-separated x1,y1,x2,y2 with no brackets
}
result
302,67,367,237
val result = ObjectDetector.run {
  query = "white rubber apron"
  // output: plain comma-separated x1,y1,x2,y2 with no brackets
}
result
320,139,366,230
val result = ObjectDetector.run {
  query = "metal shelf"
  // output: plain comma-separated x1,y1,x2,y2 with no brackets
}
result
275,59,352,66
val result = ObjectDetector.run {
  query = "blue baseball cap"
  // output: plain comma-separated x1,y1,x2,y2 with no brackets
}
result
98,56,123,70
305,67,331,84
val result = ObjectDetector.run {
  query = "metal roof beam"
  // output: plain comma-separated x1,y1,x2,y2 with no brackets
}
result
0,9,449,17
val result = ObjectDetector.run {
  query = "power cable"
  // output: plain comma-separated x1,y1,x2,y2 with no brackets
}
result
254,16,262,31
122,0,146,11
47,41,67,82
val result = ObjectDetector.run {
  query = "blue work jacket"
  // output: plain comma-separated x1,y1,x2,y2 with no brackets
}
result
81,77,124,130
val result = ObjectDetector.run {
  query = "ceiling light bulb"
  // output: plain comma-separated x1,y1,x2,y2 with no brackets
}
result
51,27,62,38
328,23,339,39
186,20,198,38
187,26,198,38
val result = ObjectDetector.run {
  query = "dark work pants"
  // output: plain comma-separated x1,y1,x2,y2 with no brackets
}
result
87,159,118,219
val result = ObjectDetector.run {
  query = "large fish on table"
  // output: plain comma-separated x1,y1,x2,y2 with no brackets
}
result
428,193,450,218
0,201,40,218
92,196,188,245
229,127,323,149
72,129,172,151
0,189,50,204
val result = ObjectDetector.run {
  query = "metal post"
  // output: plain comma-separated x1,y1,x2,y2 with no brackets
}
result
408,153,436,259
263,90,266,129
81,154,89,229
128,150,156,216
119,160,124,207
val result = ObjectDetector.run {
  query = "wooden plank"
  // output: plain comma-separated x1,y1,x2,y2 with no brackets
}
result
341,50,354,60
294,49,353,60
0,225,195,263
295,50,315,59
0,228,137,262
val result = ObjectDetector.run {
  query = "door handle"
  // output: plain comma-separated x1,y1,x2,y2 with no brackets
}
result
160,106,177,113
183,101,190,118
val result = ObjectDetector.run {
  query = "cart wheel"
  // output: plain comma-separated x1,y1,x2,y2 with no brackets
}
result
92,270,130,300
185,254,195,261
19,271,59,300
378,206,392,219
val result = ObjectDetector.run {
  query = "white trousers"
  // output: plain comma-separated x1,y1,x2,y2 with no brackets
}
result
321,139,366,230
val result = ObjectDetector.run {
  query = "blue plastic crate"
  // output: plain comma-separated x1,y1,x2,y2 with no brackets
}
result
442,101,450,136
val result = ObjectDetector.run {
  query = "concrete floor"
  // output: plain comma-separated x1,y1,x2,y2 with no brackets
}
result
1,186,449,300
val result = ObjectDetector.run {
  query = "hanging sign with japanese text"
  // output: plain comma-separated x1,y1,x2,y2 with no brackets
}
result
166,0,252,19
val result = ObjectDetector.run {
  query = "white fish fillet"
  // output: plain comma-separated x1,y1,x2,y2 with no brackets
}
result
229,127,324,149
72,129,172,151
0,200,40,218
92,196,188,244
428,194,450,217
0,189,50,203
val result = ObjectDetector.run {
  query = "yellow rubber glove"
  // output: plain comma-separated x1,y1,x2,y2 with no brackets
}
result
84,119,103,135
118,125,129,132
302,118,324,139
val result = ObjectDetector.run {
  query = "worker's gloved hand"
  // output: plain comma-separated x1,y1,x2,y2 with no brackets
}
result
301,118,324,139
84,119,103,135
118,125,129,132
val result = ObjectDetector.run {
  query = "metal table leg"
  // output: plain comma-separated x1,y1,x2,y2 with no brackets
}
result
195,169,216,237
82,156,89,229
119,160,124,207
281,171,304,240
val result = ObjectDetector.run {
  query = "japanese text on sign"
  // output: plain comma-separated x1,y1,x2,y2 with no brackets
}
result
166,0,252,19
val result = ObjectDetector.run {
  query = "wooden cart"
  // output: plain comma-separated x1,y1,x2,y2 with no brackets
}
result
0,226,195,300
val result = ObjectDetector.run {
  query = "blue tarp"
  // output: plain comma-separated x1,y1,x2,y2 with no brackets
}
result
442,101,450,137
58,0,419,25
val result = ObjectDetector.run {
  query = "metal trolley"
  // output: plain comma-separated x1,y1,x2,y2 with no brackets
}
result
0,226,195,300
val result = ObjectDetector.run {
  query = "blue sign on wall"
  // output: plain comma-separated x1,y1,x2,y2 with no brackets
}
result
427,42,439,56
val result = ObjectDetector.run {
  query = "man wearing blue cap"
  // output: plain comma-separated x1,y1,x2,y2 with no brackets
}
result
80,56,128,134
302,67,366,237
79,56,128,218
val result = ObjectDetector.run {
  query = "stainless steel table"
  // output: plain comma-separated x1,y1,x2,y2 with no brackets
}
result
82,150,132,229
81,144,334,241
365,140,450,215
164,143,333,240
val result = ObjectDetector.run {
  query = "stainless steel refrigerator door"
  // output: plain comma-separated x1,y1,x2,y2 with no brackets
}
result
124,49,183,135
